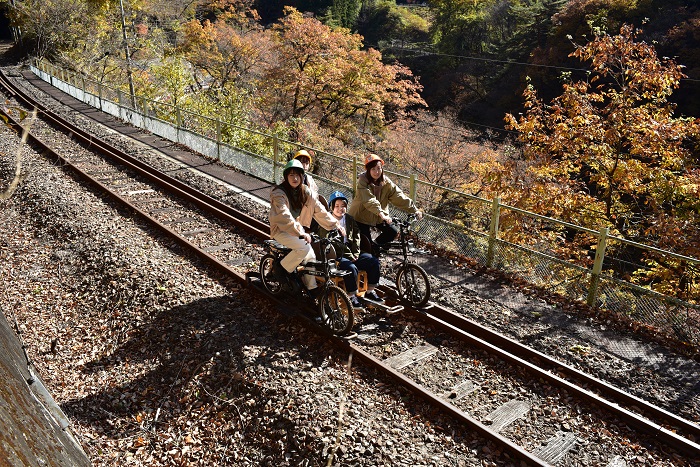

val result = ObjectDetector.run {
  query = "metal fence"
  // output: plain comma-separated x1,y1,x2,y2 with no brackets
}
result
32,60,700,348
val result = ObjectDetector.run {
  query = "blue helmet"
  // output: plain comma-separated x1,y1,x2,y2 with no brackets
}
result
328,190,348,209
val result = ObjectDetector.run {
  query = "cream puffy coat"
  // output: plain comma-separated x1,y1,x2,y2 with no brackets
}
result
269,185,339,238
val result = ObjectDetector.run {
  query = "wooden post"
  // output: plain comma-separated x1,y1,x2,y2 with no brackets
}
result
587,227,609,306
487,197,501,268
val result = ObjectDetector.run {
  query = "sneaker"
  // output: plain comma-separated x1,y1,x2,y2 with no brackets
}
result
364,290,384,303
350,296,363,308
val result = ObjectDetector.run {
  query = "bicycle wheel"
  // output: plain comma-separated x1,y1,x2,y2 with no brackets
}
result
318,285,354,335
395,263,431,307
259,254,284,295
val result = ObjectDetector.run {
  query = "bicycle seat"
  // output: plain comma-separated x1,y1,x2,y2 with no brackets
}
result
312,242,337,260
264,239,291,253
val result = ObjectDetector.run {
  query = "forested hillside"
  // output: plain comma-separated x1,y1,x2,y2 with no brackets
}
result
3,0,699,302
248,1,700,130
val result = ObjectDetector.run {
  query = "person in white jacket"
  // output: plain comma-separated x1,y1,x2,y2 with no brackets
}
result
269,159,344,294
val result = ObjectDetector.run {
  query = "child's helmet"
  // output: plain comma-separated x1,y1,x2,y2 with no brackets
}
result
328,190,349,209
294,149,312,165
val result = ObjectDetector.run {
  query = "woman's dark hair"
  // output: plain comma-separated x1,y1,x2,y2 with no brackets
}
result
365,160,384,185
280,168,308,210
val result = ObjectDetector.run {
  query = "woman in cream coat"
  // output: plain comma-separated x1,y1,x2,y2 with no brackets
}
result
269,159,344,293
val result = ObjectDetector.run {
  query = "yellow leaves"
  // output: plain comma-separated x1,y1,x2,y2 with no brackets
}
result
509,23,699,250
569,344,591,356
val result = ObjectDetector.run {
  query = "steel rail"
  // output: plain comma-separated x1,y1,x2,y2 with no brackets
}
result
402,302,700,458
0,107,250,282
0,69,270,239
247,278,551,466
2,68,551,466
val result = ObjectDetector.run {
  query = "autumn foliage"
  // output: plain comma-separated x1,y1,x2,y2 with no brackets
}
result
4,2,699,299
257,7,425,141
503,25,700,297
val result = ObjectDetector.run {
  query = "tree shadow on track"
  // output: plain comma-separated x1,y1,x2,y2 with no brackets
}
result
61,289,336,463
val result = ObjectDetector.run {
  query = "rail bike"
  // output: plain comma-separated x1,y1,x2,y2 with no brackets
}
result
257,231,355,336
369,214,431,308
252,214,431,336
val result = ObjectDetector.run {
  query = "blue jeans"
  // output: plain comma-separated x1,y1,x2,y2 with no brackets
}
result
337,253,380,293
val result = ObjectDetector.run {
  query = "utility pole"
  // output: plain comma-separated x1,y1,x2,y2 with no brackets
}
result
119,0,137,109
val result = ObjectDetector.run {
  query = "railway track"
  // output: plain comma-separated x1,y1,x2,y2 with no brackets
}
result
1,67,699,466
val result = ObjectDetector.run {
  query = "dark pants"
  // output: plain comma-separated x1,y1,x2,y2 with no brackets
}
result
337,253,380,293
357,221,398,254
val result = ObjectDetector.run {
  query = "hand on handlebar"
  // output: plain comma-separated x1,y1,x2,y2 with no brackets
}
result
336,225,346,238
301,232,311,244
415,210,423,221
379,212,393,224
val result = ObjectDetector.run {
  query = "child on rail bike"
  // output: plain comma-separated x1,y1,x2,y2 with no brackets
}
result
318,191,384,308
269,159,345,298
348,153,423,257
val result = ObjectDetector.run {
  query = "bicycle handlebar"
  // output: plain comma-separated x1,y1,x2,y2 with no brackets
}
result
388,214,417,228
301,229,342,244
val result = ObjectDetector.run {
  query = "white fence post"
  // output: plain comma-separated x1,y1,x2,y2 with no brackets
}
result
273,135,279,183
410,174,417,202
216,118,221,161
352,156,358,195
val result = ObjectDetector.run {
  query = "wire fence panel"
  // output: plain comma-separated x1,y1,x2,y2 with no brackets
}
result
219,143,272,183
595,276,700,344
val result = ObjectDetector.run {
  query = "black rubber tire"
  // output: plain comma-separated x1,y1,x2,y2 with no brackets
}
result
395,263,431,307
259,254,284,295
318,285,354,335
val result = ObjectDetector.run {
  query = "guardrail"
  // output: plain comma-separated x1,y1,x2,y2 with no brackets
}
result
31,59,700,347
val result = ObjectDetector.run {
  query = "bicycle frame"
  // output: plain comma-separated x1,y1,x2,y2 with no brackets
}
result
259,231,355,335
376,214,432,307
382,214,420,265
